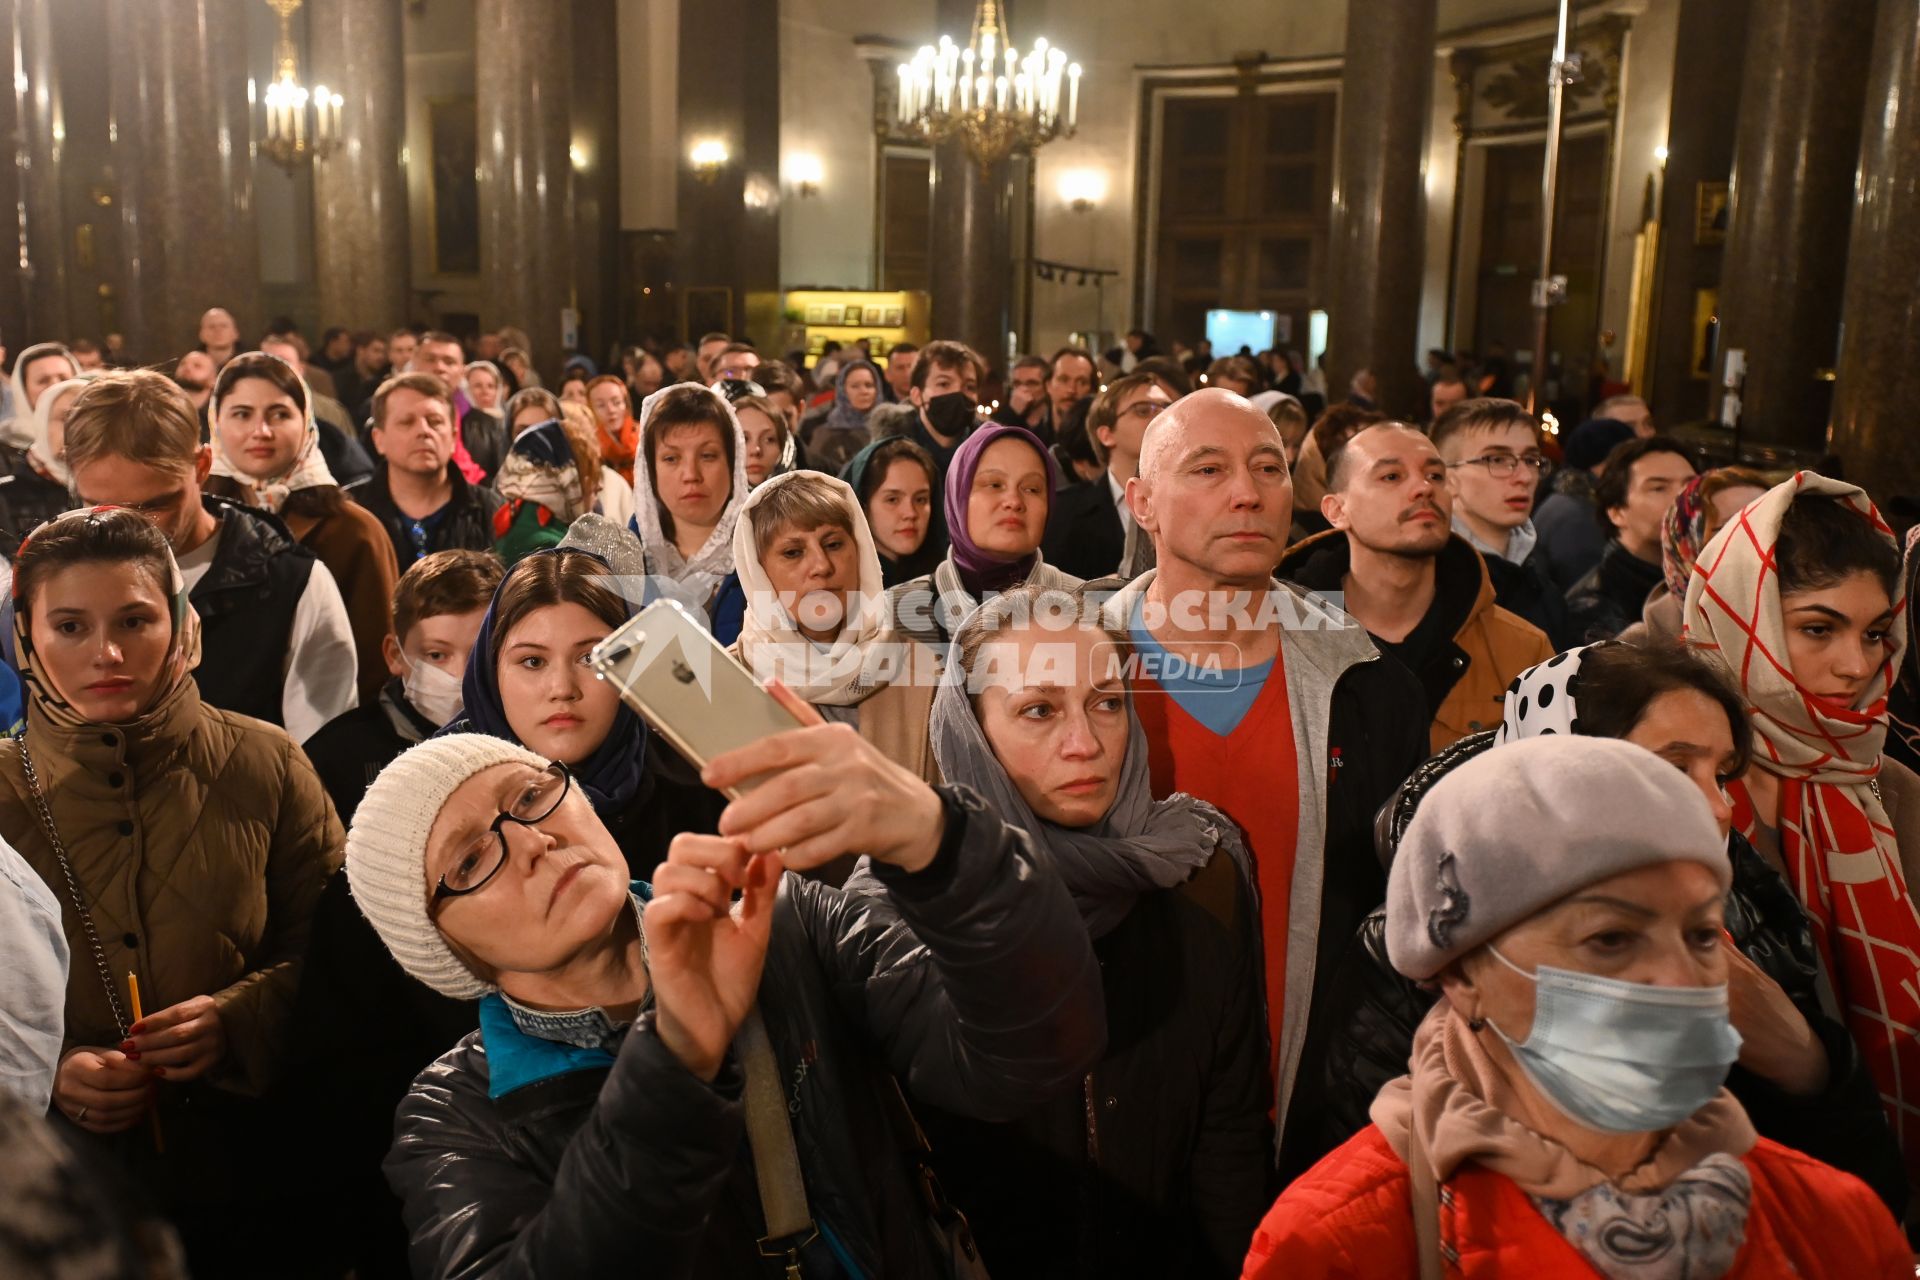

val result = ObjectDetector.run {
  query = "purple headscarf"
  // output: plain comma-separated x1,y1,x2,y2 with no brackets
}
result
944,422,1062,595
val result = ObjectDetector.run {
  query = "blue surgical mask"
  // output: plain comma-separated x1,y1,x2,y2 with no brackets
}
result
1484,946,1743,1134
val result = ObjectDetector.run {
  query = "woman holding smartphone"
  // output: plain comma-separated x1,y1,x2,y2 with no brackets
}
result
348,675,1105,1279
448,518,722,877
849,583,1269,1276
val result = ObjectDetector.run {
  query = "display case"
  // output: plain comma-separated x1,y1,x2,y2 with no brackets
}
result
770,289,930,359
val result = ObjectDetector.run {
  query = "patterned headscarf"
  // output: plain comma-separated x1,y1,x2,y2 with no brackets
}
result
207,353,338,514
1682,470,1920,1170
12,507,201,731
493,420,586,524
1495,644,1605,742
1660,471,1712,602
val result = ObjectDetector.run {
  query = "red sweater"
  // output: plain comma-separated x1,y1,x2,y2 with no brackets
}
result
1135,658,1299,1085
1244,1125,1911,1278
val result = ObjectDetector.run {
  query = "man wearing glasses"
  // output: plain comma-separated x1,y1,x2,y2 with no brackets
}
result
1279,421,1553,750
1432,397,1578,648
1042,371,1171,579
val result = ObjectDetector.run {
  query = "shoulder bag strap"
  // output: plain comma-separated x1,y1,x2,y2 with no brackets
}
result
1408,1115,1446,1280
736,1005,816,1274
20,740,130,1035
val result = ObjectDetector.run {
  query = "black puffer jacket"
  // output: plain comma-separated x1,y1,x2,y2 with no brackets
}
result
1313,731,1911,1215
904,849,1270,1279
383,787,1105,1280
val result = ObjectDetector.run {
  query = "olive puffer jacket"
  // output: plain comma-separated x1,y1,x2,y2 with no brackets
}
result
383,786,1106,1280
1309,730,1910,1216
0,679,341,1095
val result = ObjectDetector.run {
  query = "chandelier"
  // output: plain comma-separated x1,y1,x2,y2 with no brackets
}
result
894,0,1080,170
259,0,342,172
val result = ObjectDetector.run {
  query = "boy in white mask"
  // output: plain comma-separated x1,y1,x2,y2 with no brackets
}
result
304,549,502,824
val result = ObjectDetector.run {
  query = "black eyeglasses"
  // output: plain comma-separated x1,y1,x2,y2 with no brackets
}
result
431,762,573,907
1448,453,1552,480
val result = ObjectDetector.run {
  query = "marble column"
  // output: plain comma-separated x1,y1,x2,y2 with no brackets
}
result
476,0,575,381
674,0,779,344
929,141,1011,373
15,0,70,344
107,0,259,364
1326,0,1434,420
310,0,410,331
927,0,1009,373
1712,0,1872,452
571,0,620,362
1830,0,1920,499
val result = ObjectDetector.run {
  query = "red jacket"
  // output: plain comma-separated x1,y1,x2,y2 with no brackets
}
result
1243,1124,1910,1279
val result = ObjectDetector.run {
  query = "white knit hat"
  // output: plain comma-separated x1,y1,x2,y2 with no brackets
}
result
346,733,550,999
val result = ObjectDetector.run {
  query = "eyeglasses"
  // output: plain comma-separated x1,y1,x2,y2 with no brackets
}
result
431,763,573,907
1117,400,1168,423
1448,453,1552,480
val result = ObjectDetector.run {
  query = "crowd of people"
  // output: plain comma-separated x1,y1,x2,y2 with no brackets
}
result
0,310,1917,1279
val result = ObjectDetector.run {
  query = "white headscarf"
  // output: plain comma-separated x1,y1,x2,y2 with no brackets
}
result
3,343,80,450
630,383,750,602
26,375,94,486
207,352,338,514
464,360,506,421
731,469,890,706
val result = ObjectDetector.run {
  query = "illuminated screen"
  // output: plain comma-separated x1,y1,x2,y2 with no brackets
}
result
1205,309,1276,355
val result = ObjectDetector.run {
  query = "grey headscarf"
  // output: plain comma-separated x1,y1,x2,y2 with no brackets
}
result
927,609,1248,938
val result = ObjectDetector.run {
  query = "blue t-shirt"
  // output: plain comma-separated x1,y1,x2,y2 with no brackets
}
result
1128,598,1274,737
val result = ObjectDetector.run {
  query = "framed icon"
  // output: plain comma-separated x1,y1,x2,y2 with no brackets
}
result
823,304,845,325
805,304,827,325
883,306,905,326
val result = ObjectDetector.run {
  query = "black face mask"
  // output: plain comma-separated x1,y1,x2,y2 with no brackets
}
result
922,391,976,440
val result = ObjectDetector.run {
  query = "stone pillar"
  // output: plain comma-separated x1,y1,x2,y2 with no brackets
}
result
929,142,1011,376
16,0,69,343
1326,0,1434,420
310,0,410,331
107,0,259,364
476,0,575,381
1830,0,1920,499
674,0,778,344
927,0,1009,373
571,0,620,362
1712,0,1873,452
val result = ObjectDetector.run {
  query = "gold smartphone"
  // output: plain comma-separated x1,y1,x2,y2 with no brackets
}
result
588,599,804,798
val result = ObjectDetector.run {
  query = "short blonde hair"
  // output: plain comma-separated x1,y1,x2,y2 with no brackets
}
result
63,369,201,478
750,472,854,561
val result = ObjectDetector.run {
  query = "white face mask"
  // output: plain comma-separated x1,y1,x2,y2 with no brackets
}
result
402,655,464,728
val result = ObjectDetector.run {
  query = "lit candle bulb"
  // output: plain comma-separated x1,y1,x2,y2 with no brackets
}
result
995,74,1008,112
1067,63,1081,128
897,64,910,121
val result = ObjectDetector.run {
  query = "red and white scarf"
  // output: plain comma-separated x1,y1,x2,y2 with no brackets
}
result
1683,471,1920,1170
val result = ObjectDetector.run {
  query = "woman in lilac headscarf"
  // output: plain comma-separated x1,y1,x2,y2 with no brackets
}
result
884,421,1083,648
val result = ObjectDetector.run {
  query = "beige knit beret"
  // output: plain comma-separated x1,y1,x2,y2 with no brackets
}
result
346,733,550,999
1386,735,1731,981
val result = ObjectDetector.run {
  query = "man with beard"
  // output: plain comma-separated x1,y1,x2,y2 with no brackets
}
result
1278,423,1552,750
172,350,219,429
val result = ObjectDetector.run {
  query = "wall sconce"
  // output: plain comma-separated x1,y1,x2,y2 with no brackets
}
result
690,137,730,184
787,152,824,199
1057,168,1106,213
569,141,589,172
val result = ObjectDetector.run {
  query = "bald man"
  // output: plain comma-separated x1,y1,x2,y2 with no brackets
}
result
1104,388,1425,1178
199,307,241,367
1276,423,1551,752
